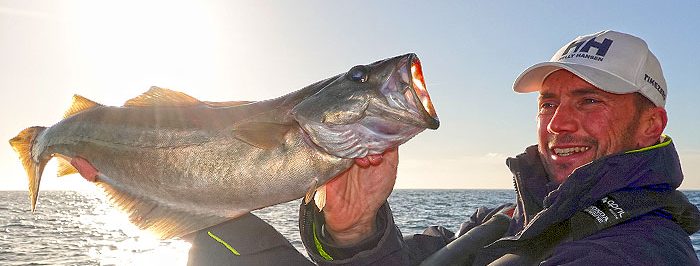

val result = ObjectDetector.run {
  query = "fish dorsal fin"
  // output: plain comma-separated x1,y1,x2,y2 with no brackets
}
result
124,86,204,107
64,95,102,118
233,121,291,149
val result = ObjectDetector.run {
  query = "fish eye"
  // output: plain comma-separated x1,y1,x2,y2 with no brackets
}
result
347,65,368,83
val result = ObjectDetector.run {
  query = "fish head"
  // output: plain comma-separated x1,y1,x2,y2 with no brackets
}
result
292,53,439,158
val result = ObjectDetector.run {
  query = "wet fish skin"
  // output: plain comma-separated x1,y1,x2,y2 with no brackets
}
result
9,53,439,238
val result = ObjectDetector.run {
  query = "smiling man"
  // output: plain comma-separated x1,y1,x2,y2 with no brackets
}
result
518,31,669,186
534,70,662,184
299,30,700,265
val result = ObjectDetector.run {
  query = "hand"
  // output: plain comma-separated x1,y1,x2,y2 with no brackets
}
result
70,157,99,182
321,147,399,246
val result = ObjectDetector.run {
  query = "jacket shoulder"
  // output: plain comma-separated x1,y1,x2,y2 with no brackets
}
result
544,213,699,266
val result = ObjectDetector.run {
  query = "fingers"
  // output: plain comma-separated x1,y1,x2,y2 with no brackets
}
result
70,157,100,182
354,154,383,167
354,148,399,167
354,157,371,167
367,154,383,165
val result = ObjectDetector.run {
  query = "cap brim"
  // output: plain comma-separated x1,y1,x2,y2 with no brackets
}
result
513,62,639,95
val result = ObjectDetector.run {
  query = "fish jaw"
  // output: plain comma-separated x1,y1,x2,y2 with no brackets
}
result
376,54,439,130
292,53,439,158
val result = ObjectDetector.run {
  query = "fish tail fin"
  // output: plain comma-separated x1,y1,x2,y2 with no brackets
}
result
9,126,49,212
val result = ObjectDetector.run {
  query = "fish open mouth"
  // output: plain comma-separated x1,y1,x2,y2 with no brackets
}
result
401,55,439,129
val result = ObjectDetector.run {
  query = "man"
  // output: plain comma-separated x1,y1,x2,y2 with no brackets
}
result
72,30,700,265
297,30,700,265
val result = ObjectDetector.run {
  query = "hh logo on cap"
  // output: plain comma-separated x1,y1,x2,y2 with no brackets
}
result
558,37,613,62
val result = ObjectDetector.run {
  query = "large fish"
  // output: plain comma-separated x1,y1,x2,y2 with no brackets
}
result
9,53,439,238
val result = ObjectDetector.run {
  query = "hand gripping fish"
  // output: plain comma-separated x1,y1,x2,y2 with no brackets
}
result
9,53,439,238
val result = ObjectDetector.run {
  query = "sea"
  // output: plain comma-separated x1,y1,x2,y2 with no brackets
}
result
2,189,699,265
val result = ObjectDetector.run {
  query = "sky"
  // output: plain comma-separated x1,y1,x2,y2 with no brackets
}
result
1,1,699,191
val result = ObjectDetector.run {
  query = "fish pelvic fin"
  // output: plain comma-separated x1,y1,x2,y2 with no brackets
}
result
64,94,102,118
96,179,232,239
55,156,79,177
9,126,49,212
124,86,205,107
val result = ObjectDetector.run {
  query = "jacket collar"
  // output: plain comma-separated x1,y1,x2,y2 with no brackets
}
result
508,136,684,228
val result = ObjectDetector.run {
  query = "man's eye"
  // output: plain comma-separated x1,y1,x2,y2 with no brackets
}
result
582,98,601,104
539,102,556,114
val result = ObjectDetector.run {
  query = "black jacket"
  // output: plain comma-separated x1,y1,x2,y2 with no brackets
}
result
299,137,700,265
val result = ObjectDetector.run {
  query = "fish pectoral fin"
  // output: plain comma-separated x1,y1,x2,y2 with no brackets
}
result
304,179,318,205
233,121,291,149
96,179,232,239
64,95,103,118
303,179,327,211
314,185,327,211
123,86,205,107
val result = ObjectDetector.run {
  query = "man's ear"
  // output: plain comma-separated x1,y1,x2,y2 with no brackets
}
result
638,107,667,146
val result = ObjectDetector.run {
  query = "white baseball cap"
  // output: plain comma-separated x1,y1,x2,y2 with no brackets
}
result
513,30,667,107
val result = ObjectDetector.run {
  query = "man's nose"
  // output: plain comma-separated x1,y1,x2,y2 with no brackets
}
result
547,104,578,134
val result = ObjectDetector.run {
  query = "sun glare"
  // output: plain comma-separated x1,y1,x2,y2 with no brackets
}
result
78,188,191,265
62,1,222,105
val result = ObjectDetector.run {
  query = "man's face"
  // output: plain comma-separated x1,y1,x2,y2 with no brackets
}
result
537,70,642,183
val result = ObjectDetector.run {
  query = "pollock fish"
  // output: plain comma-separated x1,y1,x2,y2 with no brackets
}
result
9,53,439,238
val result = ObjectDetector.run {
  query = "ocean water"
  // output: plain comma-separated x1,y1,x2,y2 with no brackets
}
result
2,190,699,265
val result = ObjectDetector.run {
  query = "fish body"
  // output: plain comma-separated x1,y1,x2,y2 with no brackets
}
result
9,53,439,238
